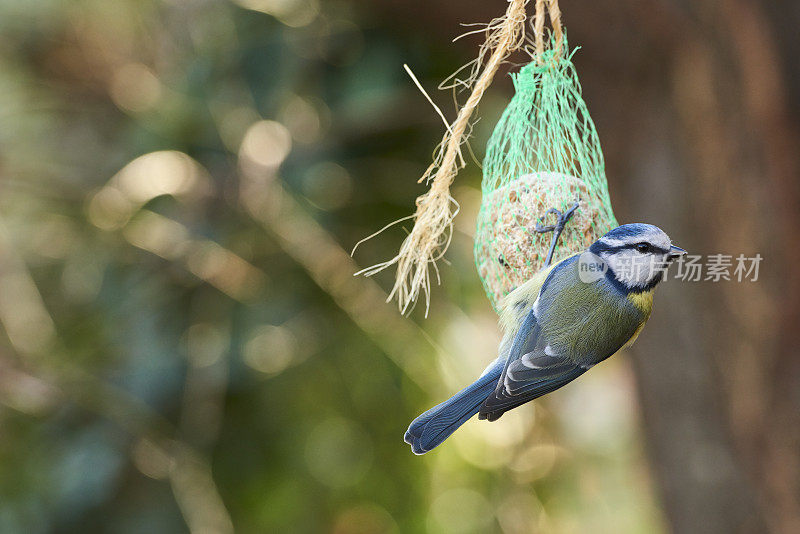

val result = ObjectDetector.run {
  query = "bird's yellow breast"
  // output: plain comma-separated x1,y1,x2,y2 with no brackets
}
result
618,289,654,352
627,289,654,315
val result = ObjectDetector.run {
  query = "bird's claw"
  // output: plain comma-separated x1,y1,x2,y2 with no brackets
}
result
534,200,580,267
535,202,579,233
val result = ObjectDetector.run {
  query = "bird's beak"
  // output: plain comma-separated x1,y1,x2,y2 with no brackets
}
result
667,245,687,261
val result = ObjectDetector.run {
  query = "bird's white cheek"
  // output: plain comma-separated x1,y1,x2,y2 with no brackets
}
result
607,250,655,287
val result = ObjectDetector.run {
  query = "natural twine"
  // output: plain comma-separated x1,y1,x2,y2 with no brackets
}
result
355,0,564,315
535,0,563,60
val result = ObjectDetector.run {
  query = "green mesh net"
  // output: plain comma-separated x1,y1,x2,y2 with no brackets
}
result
474,37,618,311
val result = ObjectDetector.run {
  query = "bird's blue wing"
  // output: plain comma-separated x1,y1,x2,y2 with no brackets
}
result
478,308,587,421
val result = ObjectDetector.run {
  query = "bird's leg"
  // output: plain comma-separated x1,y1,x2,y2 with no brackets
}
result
535,201,580,267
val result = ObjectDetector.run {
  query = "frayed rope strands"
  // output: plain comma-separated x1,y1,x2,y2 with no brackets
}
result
353,0,532,315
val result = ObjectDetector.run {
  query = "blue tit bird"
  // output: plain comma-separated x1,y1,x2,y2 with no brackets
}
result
404,223,686,454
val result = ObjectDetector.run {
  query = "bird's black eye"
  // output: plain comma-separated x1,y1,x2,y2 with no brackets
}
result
635,243,650,253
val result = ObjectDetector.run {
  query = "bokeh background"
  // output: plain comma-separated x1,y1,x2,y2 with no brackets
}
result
0,0,798,532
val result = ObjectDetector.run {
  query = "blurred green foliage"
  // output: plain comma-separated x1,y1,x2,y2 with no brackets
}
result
0,0,665,532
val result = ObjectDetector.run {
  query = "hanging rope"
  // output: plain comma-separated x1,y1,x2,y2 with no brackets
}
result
355,0,570,315
534,0,563,60
354,0,529,315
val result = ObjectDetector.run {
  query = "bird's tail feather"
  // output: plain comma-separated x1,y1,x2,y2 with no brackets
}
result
404,363,502,454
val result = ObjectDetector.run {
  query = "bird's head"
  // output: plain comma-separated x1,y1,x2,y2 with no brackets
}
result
588,223,686,292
